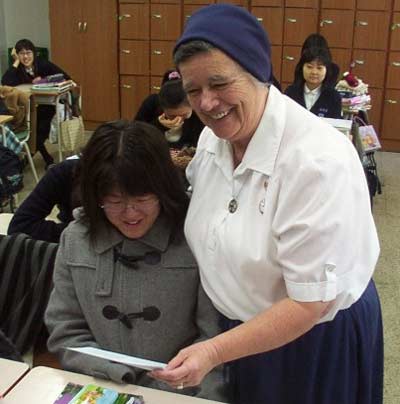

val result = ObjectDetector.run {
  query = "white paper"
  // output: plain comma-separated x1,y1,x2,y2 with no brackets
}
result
320,117,353,130
67,346,167,371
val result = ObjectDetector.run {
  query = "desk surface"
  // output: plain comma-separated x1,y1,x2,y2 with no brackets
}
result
0,358,29,397
0,115,14,125
2,366,224,403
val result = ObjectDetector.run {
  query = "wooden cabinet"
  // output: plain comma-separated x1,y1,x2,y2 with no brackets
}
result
391,13,400,51
366,87,383,129
381,90,400,151
151,4,182,40
119,40,149,75
357,0,391,11
49,0,119,123
353,11,390,50
281,45,301,84
330,48,352,76
321,0,355,9
252,7,284,45
386,52,400,89
352,50,386,88
319,10,354,48
119,3,150,40
120,76,150,120
284,9,318,46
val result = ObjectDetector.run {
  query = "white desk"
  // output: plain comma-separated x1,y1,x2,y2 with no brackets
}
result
0,358,29,397
1,366,225,403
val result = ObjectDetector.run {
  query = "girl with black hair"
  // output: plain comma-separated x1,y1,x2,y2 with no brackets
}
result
1,39,71,167
285,46,342,118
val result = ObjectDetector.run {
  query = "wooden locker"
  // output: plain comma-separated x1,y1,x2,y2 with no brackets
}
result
381,89,400,151
353,11,390,51
356,0,391,11
366,87,383,130
319,10,355,49
352,50,386,88
119,40,150,75
284,8,318,46
119,3,150,40
386,52,400,89
120,75,150,120
251,7,284,45
151,4,182,40
281,45,301,83
150,41,176,76
330,48,352,77
320,0,355,9
390,13,400,51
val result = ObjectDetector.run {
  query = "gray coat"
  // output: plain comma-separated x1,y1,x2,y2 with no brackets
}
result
45,212,226,401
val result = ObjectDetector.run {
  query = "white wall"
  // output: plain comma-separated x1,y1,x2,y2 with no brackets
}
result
0,0,50,76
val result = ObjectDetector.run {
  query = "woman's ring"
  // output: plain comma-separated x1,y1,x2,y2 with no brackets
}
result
177,382,184,390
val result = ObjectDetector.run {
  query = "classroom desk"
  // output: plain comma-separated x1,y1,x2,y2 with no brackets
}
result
0,358,29,397
1,366,225,404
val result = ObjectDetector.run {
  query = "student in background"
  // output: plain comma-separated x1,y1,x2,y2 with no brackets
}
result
1,39,71,168
136,70,203,149
8,158,79,243
45,120,226,402
285,46,342,118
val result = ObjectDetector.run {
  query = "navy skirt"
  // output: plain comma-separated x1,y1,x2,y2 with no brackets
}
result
220,280,383,404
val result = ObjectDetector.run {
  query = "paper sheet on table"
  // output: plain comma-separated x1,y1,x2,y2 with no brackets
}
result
67,346,167,371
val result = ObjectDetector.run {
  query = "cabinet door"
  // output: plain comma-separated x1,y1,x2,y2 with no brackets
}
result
390,13,400,51
252,8,283,45
319,10,354,49
215,0,248,5
386,52,400,89
381,90,400,151
119,3,150,40
321,0,355,9
395,0,400,11
151,0,180,4
252,0,283,6
120,40,150,75
353,12,390,51
81,0,119,121
356,0,391,11
366,87,383,130
284,9,318,46
49,0,83,84
151,41,175,76
183,0,213,4
271,45,282,83
120,75,150,120
281,45,301,83
150,76,163,93
183,4,206,23
285,0,317,7
151,4,181,40
330,48,352,78
352,50,386,88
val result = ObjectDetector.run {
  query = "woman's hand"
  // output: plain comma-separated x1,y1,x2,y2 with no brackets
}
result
158,113,184,130
11,48,20,68
150,340,221,389
32,76,42,84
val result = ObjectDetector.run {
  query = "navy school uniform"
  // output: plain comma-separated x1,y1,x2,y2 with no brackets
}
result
220,280,383,404
285,83,343,119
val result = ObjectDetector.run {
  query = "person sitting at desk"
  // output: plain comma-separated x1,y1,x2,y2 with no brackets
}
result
1,39,71,168
136,70,204,149
45,120,226,401
7,158,79,243
285,46,342,119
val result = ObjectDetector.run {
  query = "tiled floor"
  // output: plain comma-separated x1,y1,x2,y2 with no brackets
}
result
5,144,400,403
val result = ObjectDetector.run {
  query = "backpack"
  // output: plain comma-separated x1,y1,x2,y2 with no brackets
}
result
0,144,23,207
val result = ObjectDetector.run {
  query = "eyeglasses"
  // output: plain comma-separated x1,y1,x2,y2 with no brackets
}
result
18,51,33,57
100,197,159,214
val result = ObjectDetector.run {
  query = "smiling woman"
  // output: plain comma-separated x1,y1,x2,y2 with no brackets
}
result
44,120,227,402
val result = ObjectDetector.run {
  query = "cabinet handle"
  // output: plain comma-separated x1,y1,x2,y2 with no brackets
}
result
391,23,400,31
118,14,131,21
385,99,398,104
357,21,368,26
284,56,295,61
152,14,162,19
256,17,263,22
287,18,297,23
392,61,400,67
153,50,162,55
83,22,87,32
78,22,82,31
185,14,191,19
354,60,365,65
320,19,333,27
152,85,161,91
121,84,132,89
121,49,131,54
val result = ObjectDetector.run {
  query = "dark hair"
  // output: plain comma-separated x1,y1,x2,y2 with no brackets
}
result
158,79,188,109
301,34,331,58
15,39,36,55
78,120,189,242
294,47,334,88
161,69,179,86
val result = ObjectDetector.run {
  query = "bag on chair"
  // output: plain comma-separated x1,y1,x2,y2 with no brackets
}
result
60,115,85,153
0,145,23,206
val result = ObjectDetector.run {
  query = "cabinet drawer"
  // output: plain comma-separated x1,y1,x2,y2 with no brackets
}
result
396,0,400,11
215,0,248,5
271,45,282,83
119,40,149,75
252,7,283,45
120,75,150,120
391,13,400,51
356,0,391,11
284,9,318,46
366,87,383,131
386,52,400,89
281,45,301,83
183,0,213,4
353,11,390,51
151,41,175,76
285,0,317,7
330,48,352,78
252,0,283,6
319,10,354,49
119,4,149,40
183,4,206,22
381,89,400,148
151,4,181,40
352,50,386,88
321,0,355,9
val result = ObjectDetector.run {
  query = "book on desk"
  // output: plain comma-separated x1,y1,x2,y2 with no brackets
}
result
31,80,73,93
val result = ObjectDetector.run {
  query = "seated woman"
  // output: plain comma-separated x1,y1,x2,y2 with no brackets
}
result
8,158,79,243
45,120,225,401
136,71,203,149
285,47,342,119
1,39,71,168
